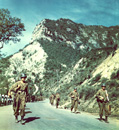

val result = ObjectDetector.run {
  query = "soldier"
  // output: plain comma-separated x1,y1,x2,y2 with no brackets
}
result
69,87,79,113
95,83,109,123
50,93,55,105
1,94,5,105
49,94,52,104
8,73,28,124
55,92,60,108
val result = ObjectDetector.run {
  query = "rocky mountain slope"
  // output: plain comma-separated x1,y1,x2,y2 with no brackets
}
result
3,18,119,117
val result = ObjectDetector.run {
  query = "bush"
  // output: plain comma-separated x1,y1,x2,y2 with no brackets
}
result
79,85,96,100
94,73,101,82
111,72,117,79
101,77,108,83
111,70,119,79
106,80,118,88
90,73,101,85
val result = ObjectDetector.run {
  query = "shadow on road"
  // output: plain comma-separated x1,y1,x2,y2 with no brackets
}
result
25,111,32,114
24,117,40,124
96,118,106,122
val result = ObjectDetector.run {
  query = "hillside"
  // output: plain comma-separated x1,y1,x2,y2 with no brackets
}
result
0,18,119,117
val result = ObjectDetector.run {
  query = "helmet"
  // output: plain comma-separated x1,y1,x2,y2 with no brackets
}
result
21,73,27,78
74,87,77,90
101,83,106,87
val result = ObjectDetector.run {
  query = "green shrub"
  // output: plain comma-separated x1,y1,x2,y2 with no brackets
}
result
79,85,96,100
94,73,101,82
111,70,119,79
101,77,108,83
111,72,117,79
106,80,118,88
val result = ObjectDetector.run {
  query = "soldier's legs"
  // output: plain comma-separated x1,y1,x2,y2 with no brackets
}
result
71,100,75,112
14,97,20,123
14,97,20,116
98,102,103,119
19,97,26,124
74,100,78,113
20,98,25,117
104,103,109,123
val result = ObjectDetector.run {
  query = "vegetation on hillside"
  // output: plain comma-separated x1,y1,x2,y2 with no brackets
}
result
0,56,10,94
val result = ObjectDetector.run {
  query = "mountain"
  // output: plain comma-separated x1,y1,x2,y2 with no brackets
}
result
1,18,119,117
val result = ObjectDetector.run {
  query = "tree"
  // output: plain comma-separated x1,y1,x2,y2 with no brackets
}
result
0,8,25,49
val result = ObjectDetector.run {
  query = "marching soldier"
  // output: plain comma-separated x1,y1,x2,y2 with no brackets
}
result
55,92,60,108
8,73,28,124
49,94,52,104
50,93,55,105
95,83,109,123
69,87,79,113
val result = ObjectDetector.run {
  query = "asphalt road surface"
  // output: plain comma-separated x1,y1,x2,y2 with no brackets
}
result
0,99,119,130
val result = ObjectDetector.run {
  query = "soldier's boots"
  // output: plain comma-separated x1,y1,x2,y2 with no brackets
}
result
20,116,24,124
105,116,109,123
71,108,73,113
15,116,18,123
99,115,103,121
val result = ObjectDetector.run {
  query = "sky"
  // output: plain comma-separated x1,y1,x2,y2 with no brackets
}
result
0,0,119,56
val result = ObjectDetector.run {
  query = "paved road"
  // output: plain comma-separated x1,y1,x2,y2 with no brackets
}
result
0,99,119,130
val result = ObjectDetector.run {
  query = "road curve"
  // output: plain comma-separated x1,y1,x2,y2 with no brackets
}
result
0,99,119,130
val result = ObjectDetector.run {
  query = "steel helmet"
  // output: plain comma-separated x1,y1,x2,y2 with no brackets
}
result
21,73,27,78
101,83,106,87
74,87,77,90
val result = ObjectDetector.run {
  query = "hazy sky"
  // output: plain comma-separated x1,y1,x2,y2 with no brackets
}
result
0,0,119,56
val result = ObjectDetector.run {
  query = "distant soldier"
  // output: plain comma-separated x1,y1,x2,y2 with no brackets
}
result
50,93,55,105
55,92,60,108
69,87,79,113
4,95,8,105
1,94,4,104
8,73,28,124
49,94,52,104
95,83,109,123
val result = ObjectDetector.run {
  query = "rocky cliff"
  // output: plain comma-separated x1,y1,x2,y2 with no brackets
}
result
4,18,119,117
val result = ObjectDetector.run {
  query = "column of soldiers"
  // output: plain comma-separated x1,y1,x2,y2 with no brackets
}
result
49,84,110,123
6,72,110,124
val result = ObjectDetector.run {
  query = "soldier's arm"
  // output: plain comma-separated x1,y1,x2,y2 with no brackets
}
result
8,82,18,96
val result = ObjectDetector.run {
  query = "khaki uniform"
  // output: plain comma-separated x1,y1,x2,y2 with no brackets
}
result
9,81,28,117
50,94,55,105
69,91,79,112
55,93,60,108
49,95,52,104
95,89,109,118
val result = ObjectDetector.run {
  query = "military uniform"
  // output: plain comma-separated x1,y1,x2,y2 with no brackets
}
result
50,94,55,105
55,93,60,108
9,80,28,123
95,84,109,123
69,89,79,113
49,95,52,104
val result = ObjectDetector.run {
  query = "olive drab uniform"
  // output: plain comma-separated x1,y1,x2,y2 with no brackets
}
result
9,80,28,117
51,94,55,105
55,93,60,108
69,91,79,113
95,89,109,120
